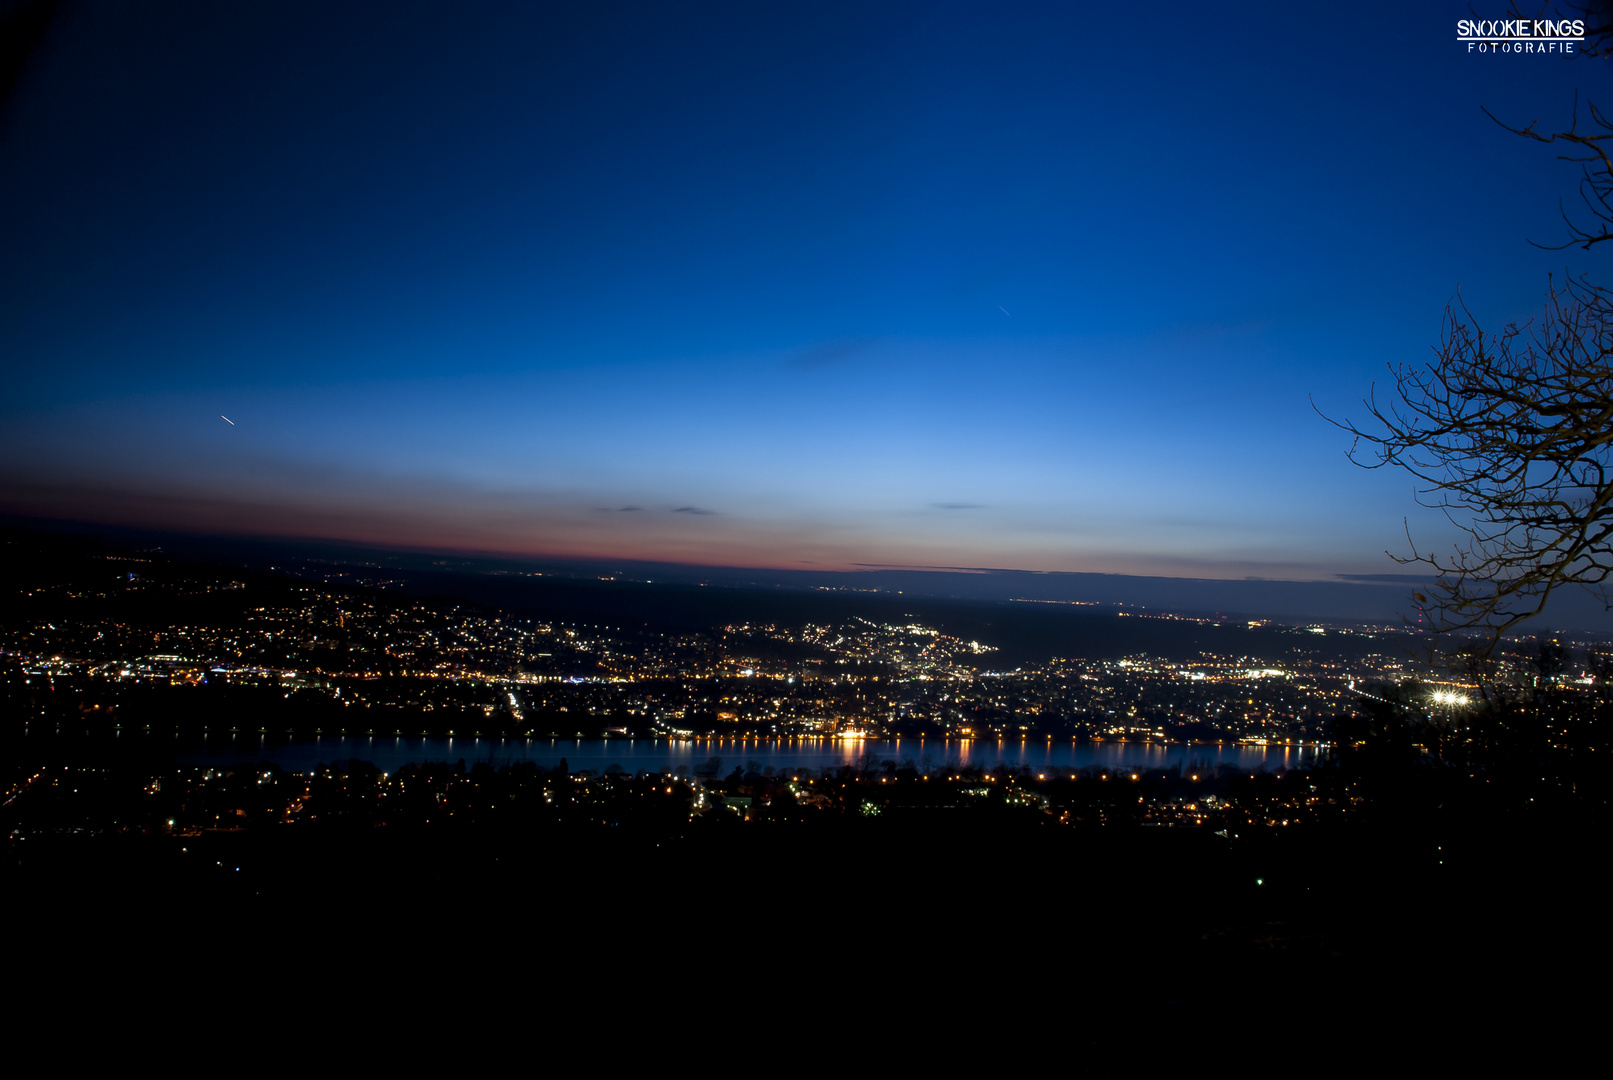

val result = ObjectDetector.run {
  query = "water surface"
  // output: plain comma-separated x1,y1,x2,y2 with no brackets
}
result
173,734,1320,774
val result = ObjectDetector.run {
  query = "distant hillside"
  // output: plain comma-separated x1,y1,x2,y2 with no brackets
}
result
9,517,1611,640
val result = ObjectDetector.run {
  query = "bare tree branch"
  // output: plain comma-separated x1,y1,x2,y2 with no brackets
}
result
1486,94,1613,251
1327,18,1613,658
1322,275,1613,654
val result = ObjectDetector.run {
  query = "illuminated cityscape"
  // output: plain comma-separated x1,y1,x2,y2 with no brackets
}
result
5,533,1605,1011
5,538,1489,746
7,533,1602,797
3,2,1609,1013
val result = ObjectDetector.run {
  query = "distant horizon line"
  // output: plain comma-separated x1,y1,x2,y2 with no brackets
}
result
0,513,1431,589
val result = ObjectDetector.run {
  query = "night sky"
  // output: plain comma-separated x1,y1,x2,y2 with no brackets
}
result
2,2,1605,581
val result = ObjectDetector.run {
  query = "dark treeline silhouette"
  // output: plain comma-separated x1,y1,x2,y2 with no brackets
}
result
6,732,1605,1012
1335,638,1610,817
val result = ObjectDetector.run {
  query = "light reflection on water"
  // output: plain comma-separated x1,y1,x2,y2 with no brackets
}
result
175,734,1320,774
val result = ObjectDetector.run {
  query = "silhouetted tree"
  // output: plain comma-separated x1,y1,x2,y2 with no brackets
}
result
1329,63,1613,654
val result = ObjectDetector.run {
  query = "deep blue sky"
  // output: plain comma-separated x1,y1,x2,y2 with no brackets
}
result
2,2,1608,581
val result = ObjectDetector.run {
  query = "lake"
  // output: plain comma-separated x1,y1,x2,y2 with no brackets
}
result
170,733,1322,775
